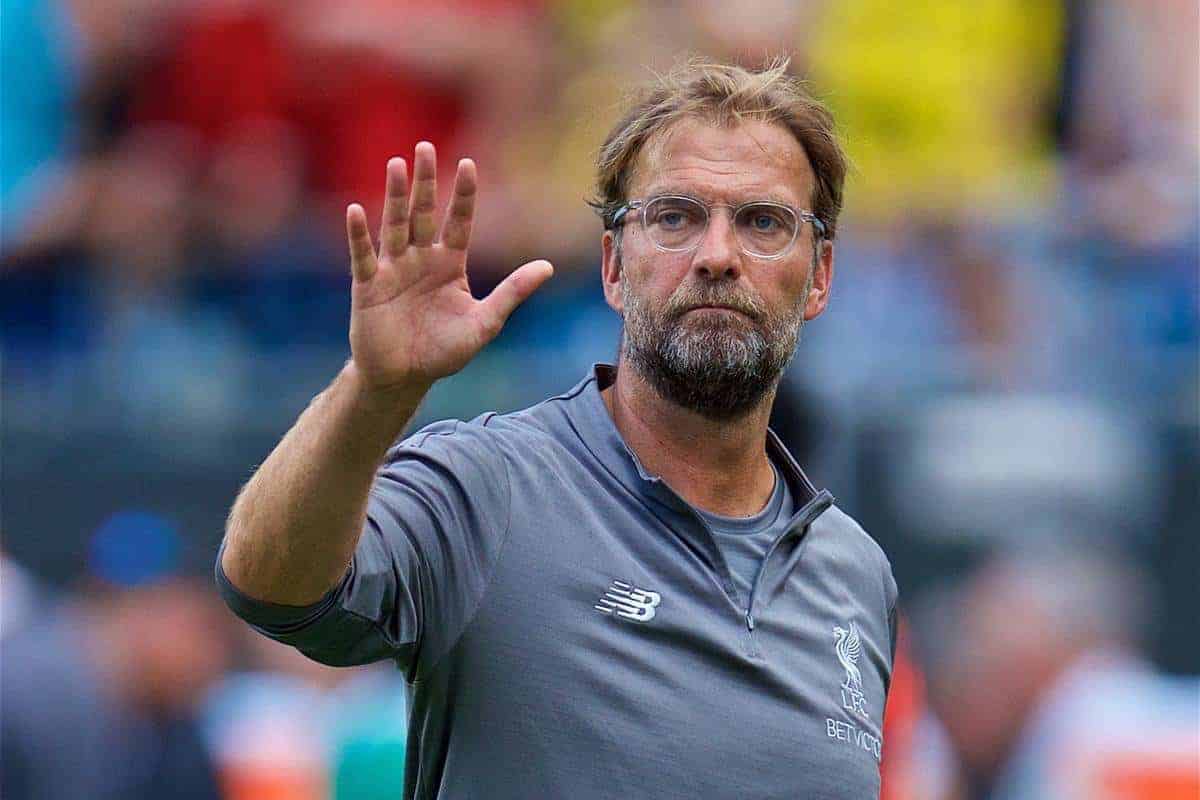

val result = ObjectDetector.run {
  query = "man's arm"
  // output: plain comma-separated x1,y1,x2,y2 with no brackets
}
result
220,362,426,605
219,142,552,608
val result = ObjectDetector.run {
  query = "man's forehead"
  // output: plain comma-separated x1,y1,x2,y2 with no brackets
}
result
628,118,815,205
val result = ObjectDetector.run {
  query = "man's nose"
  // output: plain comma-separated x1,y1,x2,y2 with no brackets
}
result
691,211,741,281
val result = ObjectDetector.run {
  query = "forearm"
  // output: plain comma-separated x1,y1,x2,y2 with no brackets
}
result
221,361,431,605
221,137,550,606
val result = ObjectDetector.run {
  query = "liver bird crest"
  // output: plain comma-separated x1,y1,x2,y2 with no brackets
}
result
832,623,864,692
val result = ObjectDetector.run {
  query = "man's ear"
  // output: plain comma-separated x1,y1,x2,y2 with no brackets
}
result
601,230,624,314
803,238,834,321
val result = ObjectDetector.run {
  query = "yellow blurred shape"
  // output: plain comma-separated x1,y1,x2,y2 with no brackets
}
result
808,0,1064,220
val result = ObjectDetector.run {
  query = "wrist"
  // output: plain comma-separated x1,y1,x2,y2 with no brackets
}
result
340,360,433,417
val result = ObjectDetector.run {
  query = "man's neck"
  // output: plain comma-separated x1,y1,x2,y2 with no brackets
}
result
601,362,777,517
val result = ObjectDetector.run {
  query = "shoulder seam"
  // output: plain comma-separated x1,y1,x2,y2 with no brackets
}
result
508,376,595,417
827,505,895,615
406,420,462,450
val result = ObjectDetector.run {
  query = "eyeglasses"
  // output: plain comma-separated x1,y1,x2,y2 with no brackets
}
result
610,194,825,260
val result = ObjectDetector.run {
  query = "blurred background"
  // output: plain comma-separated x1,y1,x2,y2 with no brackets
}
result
2,0,1197,798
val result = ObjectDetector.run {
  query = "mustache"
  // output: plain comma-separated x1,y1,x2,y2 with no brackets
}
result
663,285,766,322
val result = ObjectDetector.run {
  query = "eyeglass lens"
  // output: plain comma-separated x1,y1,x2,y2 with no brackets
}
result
642,196,798,257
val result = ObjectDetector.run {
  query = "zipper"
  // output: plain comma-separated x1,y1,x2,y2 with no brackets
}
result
664,479,833,639
743,489,834,632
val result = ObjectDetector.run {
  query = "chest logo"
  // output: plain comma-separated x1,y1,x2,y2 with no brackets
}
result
595,580,661,623
833,623,870,720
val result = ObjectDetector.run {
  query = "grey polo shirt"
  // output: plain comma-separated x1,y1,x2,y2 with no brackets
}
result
217,364,899,799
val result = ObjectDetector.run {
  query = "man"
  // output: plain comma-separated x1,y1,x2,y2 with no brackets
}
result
217,60,898,798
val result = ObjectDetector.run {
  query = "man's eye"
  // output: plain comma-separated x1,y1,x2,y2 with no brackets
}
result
654,208,699,229
739,206,795,238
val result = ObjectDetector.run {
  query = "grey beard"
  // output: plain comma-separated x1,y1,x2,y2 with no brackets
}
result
619,274,808,420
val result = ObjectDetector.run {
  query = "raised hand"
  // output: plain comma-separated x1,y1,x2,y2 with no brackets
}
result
346,142,553,393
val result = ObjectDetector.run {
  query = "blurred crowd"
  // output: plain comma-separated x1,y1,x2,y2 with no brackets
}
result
2,516,408,800
2,1,1197,799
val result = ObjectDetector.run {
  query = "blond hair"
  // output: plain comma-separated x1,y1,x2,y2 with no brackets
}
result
592,58,848,239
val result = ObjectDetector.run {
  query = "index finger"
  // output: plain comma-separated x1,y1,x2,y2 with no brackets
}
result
440,159,477,252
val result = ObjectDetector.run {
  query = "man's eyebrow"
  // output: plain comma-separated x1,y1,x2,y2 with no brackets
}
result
640,186,801,208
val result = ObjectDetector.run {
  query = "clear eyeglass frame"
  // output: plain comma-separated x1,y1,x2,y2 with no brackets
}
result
610,194,826,261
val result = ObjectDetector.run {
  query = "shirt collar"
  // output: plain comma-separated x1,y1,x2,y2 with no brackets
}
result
565,363,821,512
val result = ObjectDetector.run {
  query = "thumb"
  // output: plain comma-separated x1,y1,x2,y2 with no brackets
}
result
477,259,554,338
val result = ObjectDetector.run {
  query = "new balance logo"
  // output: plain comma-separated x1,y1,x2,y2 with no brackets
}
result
594,580,661,623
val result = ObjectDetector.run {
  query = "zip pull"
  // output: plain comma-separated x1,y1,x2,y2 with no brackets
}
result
745,611,755,631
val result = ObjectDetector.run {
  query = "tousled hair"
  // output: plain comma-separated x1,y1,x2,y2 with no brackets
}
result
591,57,848,239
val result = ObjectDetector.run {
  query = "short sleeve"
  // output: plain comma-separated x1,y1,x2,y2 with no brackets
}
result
216,417,512,679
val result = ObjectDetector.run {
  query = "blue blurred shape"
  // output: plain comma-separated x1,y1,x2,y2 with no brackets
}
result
88,510,181,587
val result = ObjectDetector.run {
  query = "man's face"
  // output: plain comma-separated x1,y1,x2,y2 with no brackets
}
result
601,119,833,419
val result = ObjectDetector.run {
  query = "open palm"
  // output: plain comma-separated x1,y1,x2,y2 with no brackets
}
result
346,142,553,391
